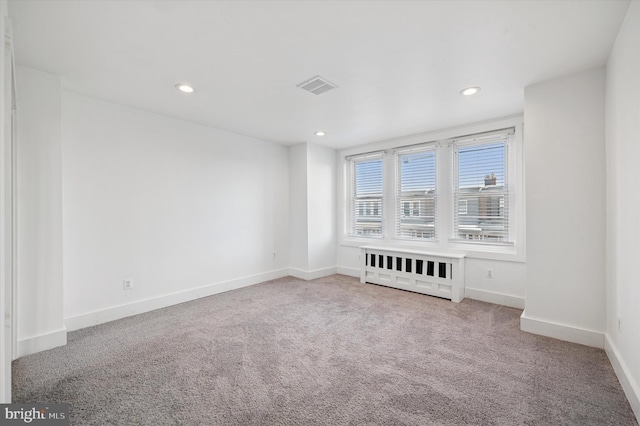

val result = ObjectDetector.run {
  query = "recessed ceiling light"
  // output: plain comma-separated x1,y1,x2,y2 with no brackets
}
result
460,87,480,96
315,131,325,136
175,83,194,94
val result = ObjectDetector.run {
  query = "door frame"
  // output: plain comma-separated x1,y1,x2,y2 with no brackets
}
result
1,2,17,403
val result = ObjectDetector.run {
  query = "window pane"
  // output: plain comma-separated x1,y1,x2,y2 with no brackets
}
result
455,140,509,242
397,149,436,240
351,156,383,236
355,159,383,196
458,142,505,187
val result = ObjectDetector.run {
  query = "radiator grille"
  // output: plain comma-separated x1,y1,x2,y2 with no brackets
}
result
360,246,465,302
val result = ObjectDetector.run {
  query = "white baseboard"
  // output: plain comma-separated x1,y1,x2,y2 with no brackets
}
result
520,311,604,348
336,266,359,278
605,334,640,421
18,328,67,358
465,287,525,309
65,268,289,332
288,267,337,281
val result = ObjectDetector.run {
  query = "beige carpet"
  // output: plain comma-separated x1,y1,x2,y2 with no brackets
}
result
12,275,638,425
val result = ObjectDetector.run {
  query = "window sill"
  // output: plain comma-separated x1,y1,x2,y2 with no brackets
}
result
340,236,524,263
447,241,523,262
340,236,386,247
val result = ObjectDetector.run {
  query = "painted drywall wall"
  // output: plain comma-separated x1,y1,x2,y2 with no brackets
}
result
523,67,606,346
463,258,525,308
15,66,66,354
288,144,309,271
62,91,290,324
289,142,337,277
605,0,640,416
306,143,336,272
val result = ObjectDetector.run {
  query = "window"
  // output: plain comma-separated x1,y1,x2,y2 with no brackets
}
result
396,146,436,240
341,122,521,255
453,131,512,242
347,152,384,237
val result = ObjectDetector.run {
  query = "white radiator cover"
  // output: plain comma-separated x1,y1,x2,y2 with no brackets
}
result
360,246,466,302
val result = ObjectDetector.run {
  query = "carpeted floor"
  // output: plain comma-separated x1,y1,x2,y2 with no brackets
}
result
12,275,638,425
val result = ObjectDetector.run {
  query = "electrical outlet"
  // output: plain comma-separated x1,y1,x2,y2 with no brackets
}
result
123,278,133,291
272,252,276,259
618,315,621,332
486,269,493,279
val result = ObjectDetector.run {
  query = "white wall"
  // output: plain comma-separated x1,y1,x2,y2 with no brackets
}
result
288,144,308,271
306,143,336,272
16,66,66,355
463,258,526,308
605,0,640,417
522,67,606,347
61,91,290,329
289,142,337,278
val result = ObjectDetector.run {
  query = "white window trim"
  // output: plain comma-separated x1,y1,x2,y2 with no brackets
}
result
337,115,525,263
394,142,438,242
345,151,385,239
451,129,514,245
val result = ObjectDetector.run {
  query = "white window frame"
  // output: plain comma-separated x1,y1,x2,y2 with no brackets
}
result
345,151,385,239
338,116,524,262
451,129,514,245
394,143,438,241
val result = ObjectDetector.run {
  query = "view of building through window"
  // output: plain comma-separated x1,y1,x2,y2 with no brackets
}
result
397,149,436,239
353,156,383,236
454,141,508,241
348,130,511,243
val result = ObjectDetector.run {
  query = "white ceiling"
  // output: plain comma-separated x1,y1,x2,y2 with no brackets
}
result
9,0,630,149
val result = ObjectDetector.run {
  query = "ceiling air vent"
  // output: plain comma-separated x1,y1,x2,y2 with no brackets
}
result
297,75,338,95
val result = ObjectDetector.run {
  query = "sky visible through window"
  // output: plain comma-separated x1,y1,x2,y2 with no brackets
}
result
355,159,383,196
356,143,505,194
458,142,505,187
400,151,435,192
